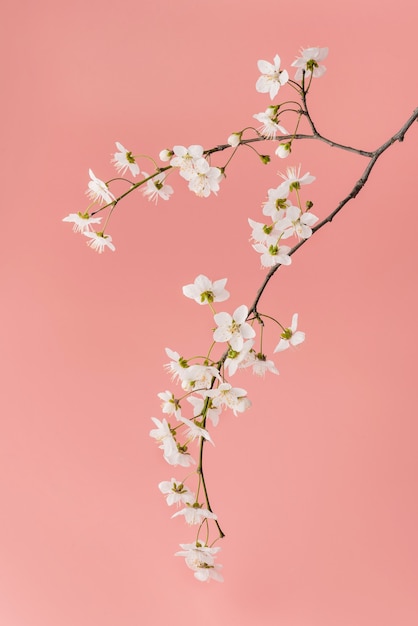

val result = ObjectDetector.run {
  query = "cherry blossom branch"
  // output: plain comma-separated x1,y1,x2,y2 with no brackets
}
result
65,46,417,581
249,107,418,315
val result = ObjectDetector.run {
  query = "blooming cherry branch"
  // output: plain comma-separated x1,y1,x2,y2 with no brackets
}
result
64,46,418,581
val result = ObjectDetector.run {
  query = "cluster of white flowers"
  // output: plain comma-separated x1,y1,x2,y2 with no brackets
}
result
63,46,418,581
150,274,305,580
64,46,330,580
249,165,318,268
163,145,223,198
63,47,328,257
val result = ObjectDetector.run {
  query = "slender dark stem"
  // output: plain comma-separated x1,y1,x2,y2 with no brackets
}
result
197,437,225,538
248,107,418,315
206,134,374,158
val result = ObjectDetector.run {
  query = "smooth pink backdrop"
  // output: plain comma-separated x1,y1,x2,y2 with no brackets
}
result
1,0,417,624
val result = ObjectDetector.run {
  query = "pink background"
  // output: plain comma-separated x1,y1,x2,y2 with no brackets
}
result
1,0,417,624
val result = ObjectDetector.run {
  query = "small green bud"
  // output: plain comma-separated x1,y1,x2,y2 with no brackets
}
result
306,200,313,210
260,154,271,165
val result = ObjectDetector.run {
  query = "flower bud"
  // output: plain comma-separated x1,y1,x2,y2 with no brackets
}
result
259,154,271,165
275,142,291,159
159,148,173,162
227,132,242,147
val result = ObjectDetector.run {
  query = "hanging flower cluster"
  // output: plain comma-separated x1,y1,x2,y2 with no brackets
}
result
150,274,305,581
63,44,418,580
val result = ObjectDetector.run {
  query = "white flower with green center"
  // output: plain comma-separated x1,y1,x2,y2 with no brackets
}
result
62,212,102,233
244,351,279,377
178,417,214,445
83,231,116,253
213,304,255,351
248,217,290,246
149,417,177,459
175,542,223,582
206,383,251,415
158,478,195,506
157,390,182,419
165,445,196,467
172,503,217,525
274,313,305,353
280,205,319,240
253,106,288,139
188,159,222,198
164,348,189,381
256,54,289,99
141,171,173,203
180,364,222,392
224,339,254,376
262,187,290,221
170,145,204,180
86,169,115,205
111,141,140,176
182,274,230,305
291,47,328,80
277,165,316,195
252,242,291,268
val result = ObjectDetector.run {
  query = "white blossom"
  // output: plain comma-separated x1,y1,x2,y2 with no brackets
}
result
243,351,279,376
172,504,217,525
175,542,223,582
213,304,255,351
158,478,195,506
86,169,115,205
170,145,204,179
188,159,222,198
180,364,222,392
164,348,189,381
280,205,319,240
277,165,316,195
149,417,177,458
274,313,306,352
83,231,115,253
157,390,182,419
256,54,289,99
111,141,140,176
206,383,251,416
248,217,289,246
291,47,328,80
141,171,173,203
182,274,230,305
262,187,290,221
252,242,291,268
62,212,102,233
178,416,214,445
164,446,196,468
253,107,288,139
224,339,255,376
